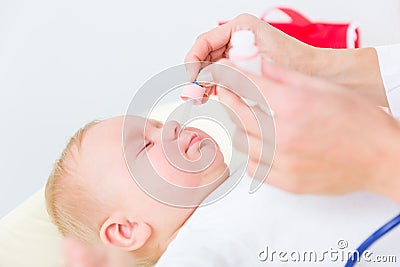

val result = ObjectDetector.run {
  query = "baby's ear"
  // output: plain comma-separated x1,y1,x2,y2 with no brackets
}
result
99,216,152,251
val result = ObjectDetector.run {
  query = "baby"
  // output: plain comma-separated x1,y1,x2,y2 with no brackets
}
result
45,115,230,266
46,115,400,267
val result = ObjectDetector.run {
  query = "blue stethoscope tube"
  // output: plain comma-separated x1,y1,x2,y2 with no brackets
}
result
345,213,400,267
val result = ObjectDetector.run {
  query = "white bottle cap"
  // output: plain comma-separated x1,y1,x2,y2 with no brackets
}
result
231,30,256,48
229,30,258,61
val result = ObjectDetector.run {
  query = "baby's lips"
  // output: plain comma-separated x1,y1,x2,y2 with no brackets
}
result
180,83,207,105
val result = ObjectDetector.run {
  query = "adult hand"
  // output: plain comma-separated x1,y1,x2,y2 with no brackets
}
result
185,13,388,107
61,238,136,267
185,13,313,82
214,59,400,203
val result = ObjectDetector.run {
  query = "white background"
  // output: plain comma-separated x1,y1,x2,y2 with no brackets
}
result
1,0,400,218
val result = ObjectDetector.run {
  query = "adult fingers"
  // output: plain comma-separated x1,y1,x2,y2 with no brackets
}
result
261,57,327,90
217,87,273,137
212,57,329,116
184,22,233,81
246,159,273,186
247,160,301,194
211,59,286,112
233,128,275,165
185,13,266,81
61,238,105,267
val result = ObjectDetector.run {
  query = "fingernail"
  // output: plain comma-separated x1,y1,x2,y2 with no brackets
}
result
185,62,200,82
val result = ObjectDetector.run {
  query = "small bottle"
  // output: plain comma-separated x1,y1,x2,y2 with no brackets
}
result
229,30,275,116
229,30,262,76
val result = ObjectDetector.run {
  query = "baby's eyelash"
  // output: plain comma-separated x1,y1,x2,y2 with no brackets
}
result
139,140,153,154
145,141,153,149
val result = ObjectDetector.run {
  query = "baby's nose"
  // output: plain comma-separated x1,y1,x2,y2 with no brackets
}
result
162,120,180,141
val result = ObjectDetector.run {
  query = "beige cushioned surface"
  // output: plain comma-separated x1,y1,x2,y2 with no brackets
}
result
0,188,65,267
0,99,244,267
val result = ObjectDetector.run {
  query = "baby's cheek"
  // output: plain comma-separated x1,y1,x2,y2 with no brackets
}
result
146,148,183,179
186,145,201,160
146,148,206,187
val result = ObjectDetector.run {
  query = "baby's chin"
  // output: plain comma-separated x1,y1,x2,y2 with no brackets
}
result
170,145,228,189
171,163,229,190
191,152,228,187
199,162,230,190
187,127,228,177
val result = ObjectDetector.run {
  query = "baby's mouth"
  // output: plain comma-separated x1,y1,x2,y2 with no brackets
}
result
189,135,202,148
185,134,202,153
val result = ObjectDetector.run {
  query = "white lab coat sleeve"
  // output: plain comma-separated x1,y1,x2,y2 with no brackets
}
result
375,44,400,119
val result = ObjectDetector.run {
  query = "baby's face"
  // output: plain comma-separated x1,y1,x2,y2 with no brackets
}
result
123,115,228,189
78,115,228,225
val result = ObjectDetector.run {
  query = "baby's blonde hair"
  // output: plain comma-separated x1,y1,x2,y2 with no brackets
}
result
45,119,158,266
45,120,103,244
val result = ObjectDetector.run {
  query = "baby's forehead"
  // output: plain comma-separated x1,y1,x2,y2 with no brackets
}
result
77,115,162,173
80,116,164,152
123,115,162,126
76,117,129,178
122,116,163,135
91,115,156,133
83,115,163,146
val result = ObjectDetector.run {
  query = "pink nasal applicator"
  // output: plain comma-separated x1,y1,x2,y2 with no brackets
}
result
180,81,206,105
180,67,215,104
